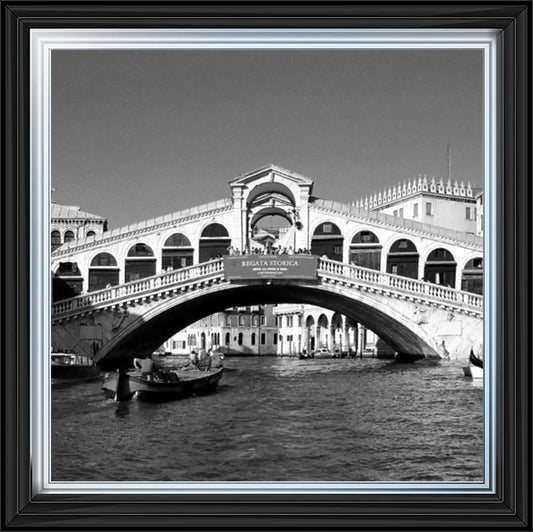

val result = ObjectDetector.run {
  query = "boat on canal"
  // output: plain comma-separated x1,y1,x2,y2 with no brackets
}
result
463,348,483,379
102,366,224,401
51,352,101,382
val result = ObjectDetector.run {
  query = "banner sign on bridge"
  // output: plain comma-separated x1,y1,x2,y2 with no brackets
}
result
223,255,318,281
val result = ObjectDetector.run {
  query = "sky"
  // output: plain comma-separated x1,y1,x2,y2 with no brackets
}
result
51,49,483,229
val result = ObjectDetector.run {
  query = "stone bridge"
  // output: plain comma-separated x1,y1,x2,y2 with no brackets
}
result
51,257,483,367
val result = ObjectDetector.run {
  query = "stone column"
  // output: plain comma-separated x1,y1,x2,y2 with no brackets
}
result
343,317,349,354
418,256,426,282
328,326,334,352
356,323,365,357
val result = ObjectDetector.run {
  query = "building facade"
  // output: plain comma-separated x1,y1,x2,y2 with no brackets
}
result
355,176,481,234
162,305,278,356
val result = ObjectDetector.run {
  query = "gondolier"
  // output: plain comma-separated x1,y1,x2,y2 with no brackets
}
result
133,355,154,379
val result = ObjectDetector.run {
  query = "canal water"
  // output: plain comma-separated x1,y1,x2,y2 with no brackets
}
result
51,357,484,483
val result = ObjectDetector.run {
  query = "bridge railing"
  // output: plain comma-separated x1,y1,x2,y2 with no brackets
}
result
52,259,225,316
317,258,483,310
52,256,483,319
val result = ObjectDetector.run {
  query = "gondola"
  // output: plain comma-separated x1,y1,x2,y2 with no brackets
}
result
102,366,224,401
463,348,483,379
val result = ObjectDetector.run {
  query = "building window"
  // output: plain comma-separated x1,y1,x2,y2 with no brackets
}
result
261,333,266,345
413,203,419,217
239,315,245,326
251,333,256,345
64,230,75,243
399,208,404,217
238,333,243,345
86,230,96,238
426,202,433,216
333,245,342,255
393,210,398,217
466,206,472,220
273,333,278,345
287,316,293,327
298,315,302,327
322,223,332,233
260,315,266,326
225,332,230,345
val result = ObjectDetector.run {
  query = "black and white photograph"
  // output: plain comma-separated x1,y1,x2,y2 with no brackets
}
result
3,3,532,528
48,42,487,485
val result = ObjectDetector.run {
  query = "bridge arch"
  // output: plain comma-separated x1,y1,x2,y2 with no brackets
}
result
125,243,156,282
311,221,343,261
88,252,119,292
423,247,457,287
198,222,231,261
386,238,419,279
95,281,443,365
348,229,382,270
160,232,194,270
246,181,296,207
52,261,84,301
461,256,483,294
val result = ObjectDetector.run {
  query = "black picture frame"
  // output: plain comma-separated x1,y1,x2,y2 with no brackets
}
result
2,2,531,530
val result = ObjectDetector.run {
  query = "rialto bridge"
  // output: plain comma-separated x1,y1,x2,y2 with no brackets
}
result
50,165,483,365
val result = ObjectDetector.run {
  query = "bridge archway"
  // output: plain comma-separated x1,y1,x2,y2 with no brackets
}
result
161,233,193,270
387,239,419,279
95,281,444,365
52,261,83,302
349,230,382,270
88,252,119,292
461,257,483,294
311,222,343,261
125,243,156,282
305,315,315,352
199,223,231,261
424,248,456,287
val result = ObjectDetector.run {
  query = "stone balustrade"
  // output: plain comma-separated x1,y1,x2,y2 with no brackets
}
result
52,256,483,321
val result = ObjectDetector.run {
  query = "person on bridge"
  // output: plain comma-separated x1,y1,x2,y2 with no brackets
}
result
133,354,155,380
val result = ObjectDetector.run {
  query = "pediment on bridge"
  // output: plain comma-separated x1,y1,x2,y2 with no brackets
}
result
229,164,314,190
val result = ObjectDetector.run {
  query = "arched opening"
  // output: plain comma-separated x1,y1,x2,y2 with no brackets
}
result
52,262,83,302
199,223,231,262
350,230,382,270
251,212,292,252
387,239,419,279
424,248,457,287
89,252,119,292
86,230,96,239
461,257,483,294
305,315,315,352
51,230,61,251
238,332,243,346
316,314,329,349
311,222,343,261
125,243,156,283
331,312,343,354
251,332,256,345
64,230,75,244
162,233,193,270
247,182,296,208
200,332,206,350
99,283,446,365
225,332,231,347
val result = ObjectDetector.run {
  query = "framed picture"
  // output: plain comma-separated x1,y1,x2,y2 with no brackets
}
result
3,2,530,530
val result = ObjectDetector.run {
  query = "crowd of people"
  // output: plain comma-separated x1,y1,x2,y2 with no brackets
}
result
226,245,312,256
133,348,223,382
